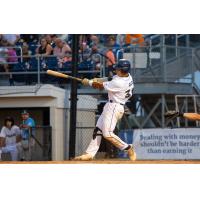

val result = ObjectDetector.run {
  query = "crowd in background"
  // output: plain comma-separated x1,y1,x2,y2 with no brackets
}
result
0,34,150,85
0,34,184,86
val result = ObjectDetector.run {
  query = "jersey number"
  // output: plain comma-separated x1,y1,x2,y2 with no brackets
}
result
125,89,131,98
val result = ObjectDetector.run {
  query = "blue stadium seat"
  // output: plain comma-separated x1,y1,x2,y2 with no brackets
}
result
78,60,92,70
29,44,38,55
62,61,72,71
46,57,58,70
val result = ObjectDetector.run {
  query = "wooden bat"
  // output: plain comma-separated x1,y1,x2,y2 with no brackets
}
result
47,70,82,82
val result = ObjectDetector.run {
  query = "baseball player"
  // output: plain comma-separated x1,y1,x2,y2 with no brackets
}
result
74,59,136,161
165,111,200,121
0,116,21,161
18,110,36,161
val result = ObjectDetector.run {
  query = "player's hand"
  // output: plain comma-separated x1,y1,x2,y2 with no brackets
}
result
81,78,90,86
92,81,104,90
92,78,98,82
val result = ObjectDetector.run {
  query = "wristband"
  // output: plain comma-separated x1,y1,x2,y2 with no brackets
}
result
89,80,94,86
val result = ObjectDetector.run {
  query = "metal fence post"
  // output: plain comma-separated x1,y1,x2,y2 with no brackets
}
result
161,94,165,128
191,48,195,84
160,35,166,82
69,34,79,159
175,34,178,57
186,35,190,47
37,55,40,84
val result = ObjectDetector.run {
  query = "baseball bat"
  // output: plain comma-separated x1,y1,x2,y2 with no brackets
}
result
47,70,82,82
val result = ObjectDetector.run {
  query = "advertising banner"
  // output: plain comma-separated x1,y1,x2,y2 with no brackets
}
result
118,128,200,160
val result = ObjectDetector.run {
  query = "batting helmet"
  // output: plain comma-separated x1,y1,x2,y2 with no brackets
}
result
114,59,131,73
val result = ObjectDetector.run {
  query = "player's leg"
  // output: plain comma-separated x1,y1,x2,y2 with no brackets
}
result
21,140,29,161
16,142,23,160
102,104,136,160
1,146,18,161
9,146,18,161
85,127,103,156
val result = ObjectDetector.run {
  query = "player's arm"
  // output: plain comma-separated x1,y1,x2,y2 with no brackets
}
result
81,78,119,91
0,128,6,147
93,77,111,83
81,78,104,90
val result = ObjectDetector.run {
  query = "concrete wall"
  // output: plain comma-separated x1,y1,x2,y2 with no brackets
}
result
50,107,66,161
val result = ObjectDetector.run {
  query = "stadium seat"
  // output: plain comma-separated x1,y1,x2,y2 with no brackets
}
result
45,57,58,70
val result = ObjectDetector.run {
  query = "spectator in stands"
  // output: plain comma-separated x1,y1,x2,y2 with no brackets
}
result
36,37,53,55
107,36,121,59
18,110,36,161
51,34,58,44
22,42,30,61
105,47,116,77
0,41,8,66
116,34,125,47
1,34,20,46
79,35,91,47
53,38,72,68
108,36,120,48
0,40,16,85
79,42,91,61
90,35,99,46
90,35,102,50
20,34,39,44
21,42,32,71
125,34,145,47
36,37,53,70
45,34,57,48
0,116,21,161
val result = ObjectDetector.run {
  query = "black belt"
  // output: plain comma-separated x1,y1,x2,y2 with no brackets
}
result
109,100,124,106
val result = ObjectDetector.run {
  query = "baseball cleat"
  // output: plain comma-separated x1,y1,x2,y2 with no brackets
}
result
74,153,93,161
126,145,137,161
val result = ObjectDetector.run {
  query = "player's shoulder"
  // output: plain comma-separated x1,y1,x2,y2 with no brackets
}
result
28,118,36,126
28,117,34,122
1,126,7,132
0,126,7,136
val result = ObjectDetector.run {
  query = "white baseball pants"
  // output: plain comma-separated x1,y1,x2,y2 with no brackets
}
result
1,145,18,161
86,102,129,157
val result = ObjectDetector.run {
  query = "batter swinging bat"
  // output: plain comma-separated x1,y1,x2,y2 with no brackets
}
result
47,70,82,82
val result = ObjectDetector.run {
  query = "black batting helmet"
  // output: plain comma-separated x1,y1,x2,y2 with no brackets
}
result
113,59,131,73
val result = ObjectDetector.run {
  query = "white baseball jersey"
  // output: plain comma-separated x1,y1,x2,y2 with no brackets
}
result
0,125,21,146
103,73,134,104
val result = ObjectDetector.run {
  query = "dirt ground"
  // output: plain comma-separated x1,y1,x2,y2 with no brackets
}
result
1,160,200,164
